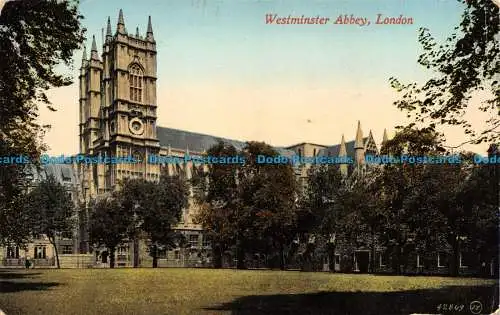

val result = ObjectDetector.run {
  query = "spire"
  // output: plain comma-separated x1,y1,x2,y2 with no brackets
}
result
339,134,348,177
368,129,374,145
382,128,388,143
106,16,112,38
339,134,347,156
147,15,153,33
81,45,87,67
167,145,173,176
90,35,99,60
146,16,154,42
184,148,193,193
91,35,97,51
117,9,126,34
118,9,124,25
354,120,364,149
82,45,87,61
136,27,140,38
185,161,192,180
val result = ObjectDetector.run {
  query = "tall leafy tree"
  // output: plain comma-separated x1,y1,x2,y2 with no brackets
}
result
465,160,499,276
118,176,189,268
331,167,385,273
143,175,189,268
117,178,150,267
25,175,75,268
409,156,498,276
193,141,240,268
375,164,419,274
353,169,385,273
300,164,344,271
378,128,446,273
0,0,85,133
389,0,499,145
378,128,497,276
234,142,279,269
238,142,299,270
0,0,84,242
195,141,300,270
89,195,131,268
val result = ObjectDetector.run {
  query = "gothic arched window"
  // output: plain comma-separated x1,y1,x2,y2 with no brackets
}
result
129,64,143,103
132,150,143,176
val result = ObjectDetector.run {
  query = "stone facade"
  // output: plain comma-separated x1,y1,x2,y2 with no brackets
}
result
71,10,383,268
6,10,491,275
0,10,386,268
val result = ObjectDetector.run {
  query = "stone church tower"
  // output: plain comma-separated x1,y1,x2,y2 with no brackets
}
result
79,10,160,202
74,9,391,267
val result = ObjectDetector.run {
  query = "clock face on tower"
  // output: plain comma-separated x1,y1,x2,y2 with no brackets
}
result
129,117,144,135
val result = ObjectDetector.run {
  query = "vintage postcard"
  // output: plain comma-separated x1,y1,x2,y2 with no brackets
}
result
0,0,498,314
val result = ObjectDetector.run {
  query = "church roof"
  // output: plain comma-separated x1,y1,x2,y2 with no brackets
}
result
285,142,329,149
24,163,78,189
41,164,78,186
318,137,368,158
157,126,295,156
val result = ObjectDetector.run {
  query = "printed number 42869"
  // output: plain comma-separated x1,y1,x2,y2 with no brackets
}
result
437,304,465,312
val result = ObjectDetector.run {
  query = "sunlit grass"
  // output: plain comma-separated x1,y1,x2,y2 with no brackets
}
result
0,268,497,315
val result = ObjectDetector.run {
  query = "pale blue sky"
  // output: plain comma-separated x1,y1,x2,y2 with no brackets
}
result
42,0,492,154
78,0,462,86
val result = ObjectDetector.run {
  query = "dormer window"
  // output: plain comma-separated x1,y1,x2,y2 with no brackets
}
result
129,64,143,103
61,168,72,182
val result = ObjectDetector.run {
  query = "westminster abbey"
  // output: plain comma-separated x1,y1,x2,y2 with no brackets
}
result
0,10,385,269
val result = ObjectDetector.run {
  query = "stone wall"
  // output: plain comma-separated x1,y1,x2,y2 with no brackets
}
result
59,254,94,268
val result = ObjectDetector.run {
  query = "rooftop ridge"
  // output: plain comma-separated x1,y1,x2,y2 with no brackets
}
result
156,126,296,155
157,126,246,145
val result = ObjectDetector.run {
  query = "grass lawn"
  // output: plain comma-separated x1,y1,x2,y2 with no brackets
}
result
0,268,497,315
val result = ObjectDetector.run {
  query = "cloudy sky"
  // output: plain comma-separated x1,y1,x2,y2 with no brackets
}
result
40,0,494,154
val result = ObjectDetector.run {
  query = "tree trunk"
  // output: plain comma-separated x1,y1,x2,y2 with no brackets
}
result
152,244,158,268
371,230,376,273
212,243,222,268
109,247,116,268
392,245,401,274
302,243,315,272
327,243,336,273
450,237,460,276
236,240,246,269
279,243,285,271
133,237,139,268
49,237,60,269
